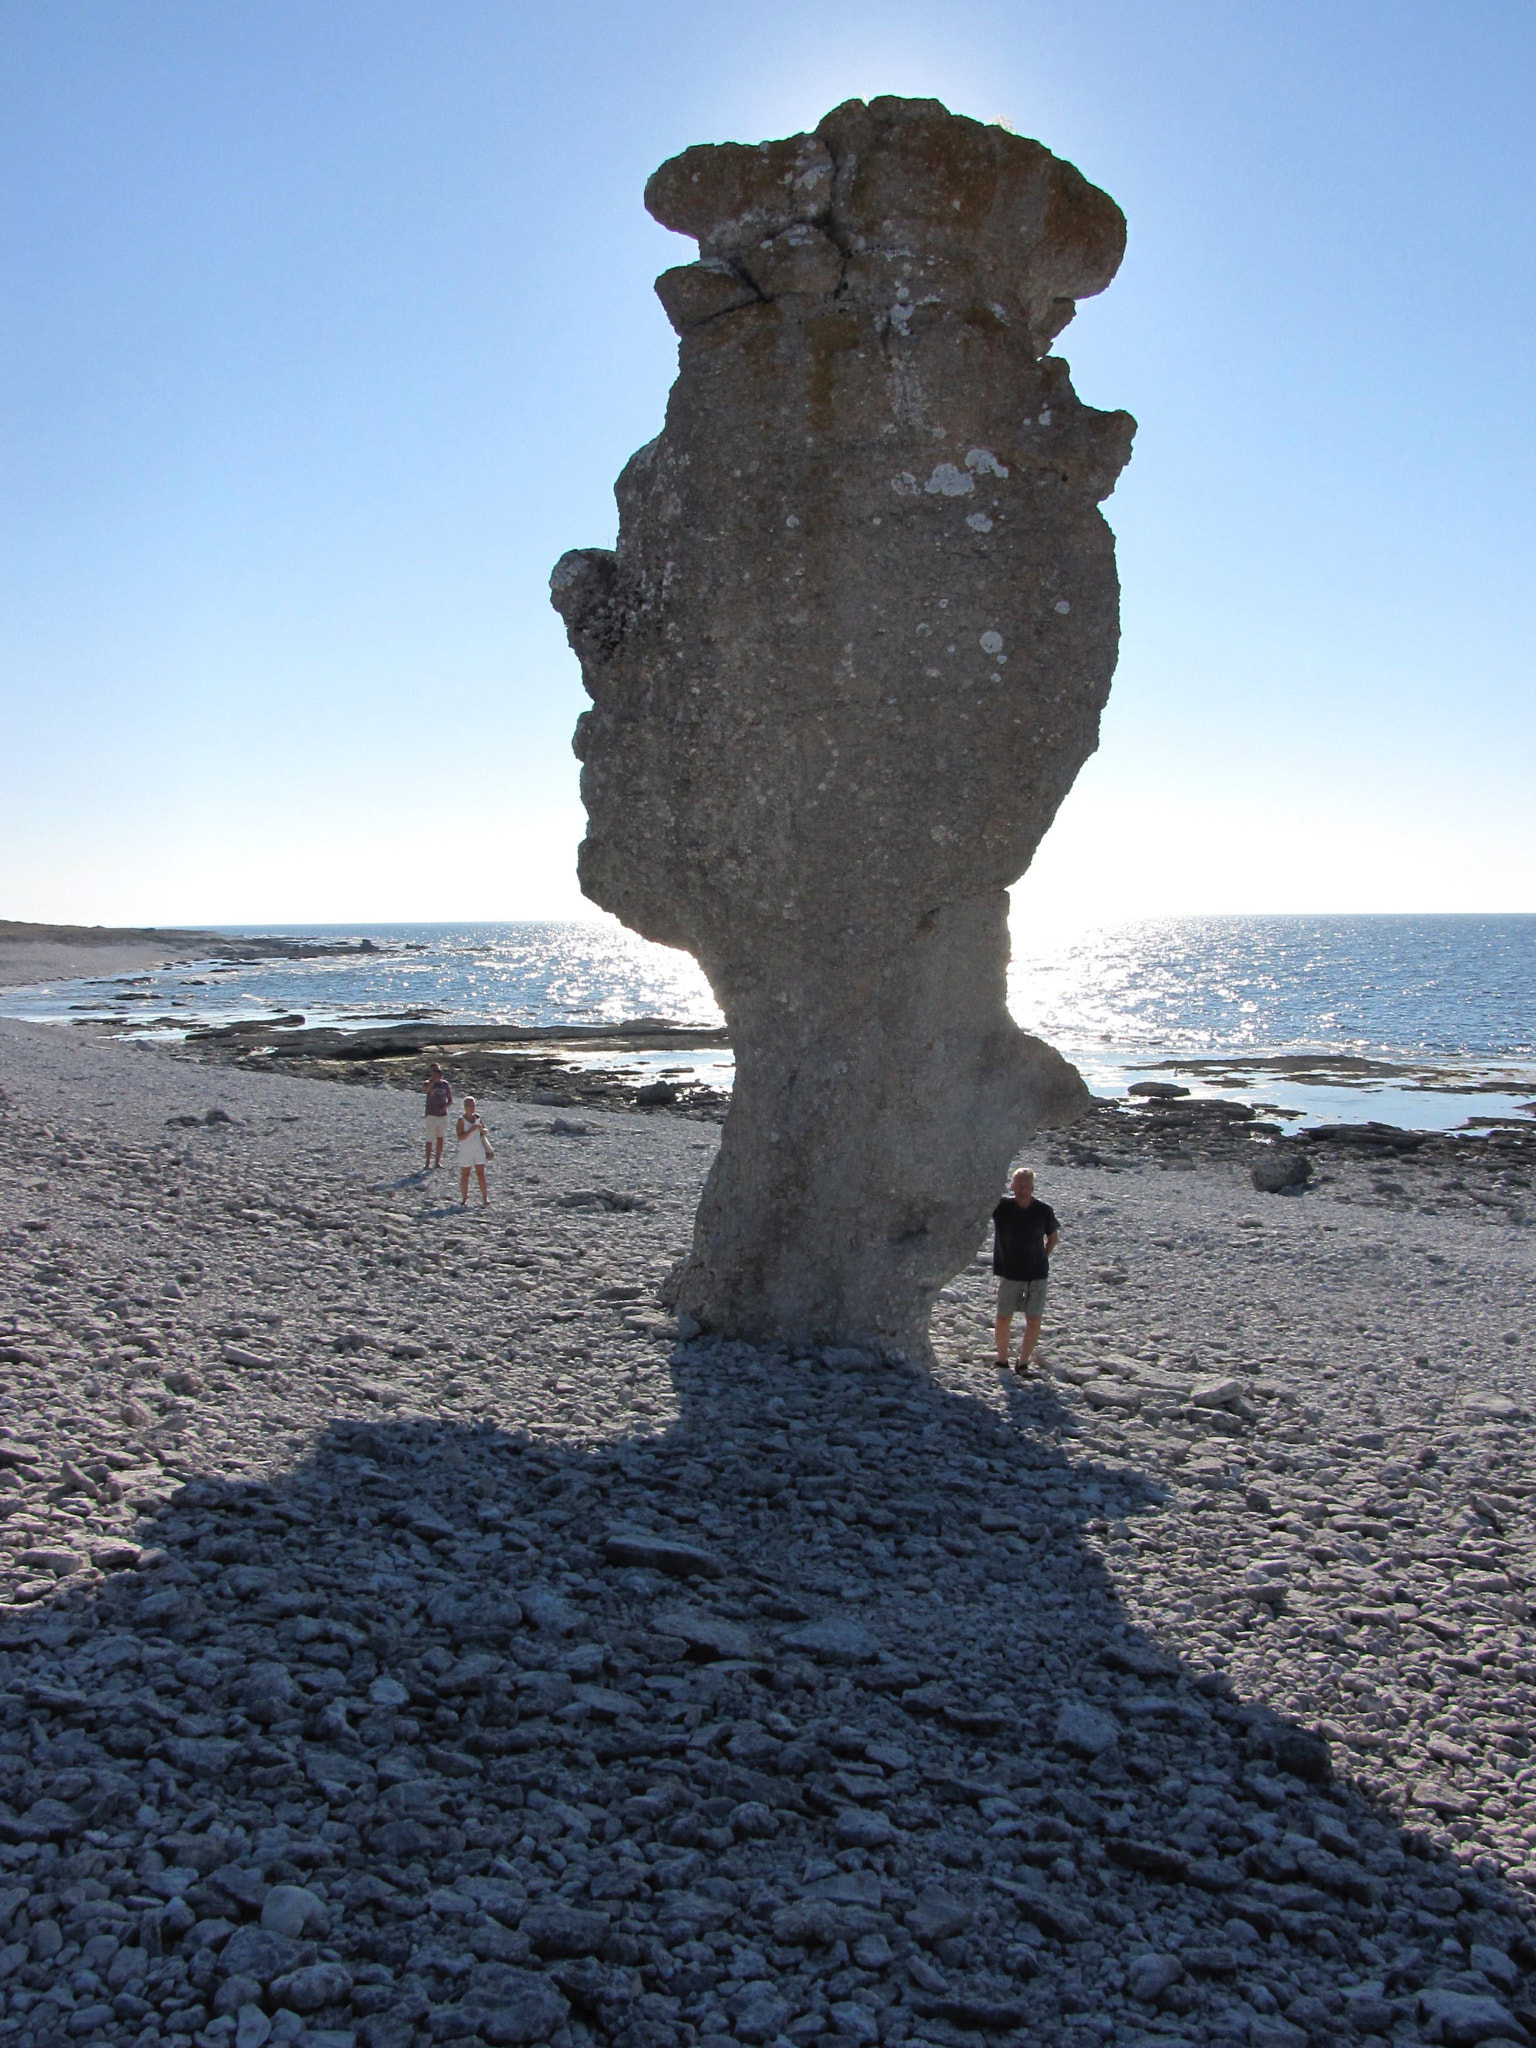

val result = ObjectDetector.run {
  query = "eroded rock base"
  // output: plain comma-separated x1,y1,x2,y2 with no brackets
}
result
668,906,1085,1356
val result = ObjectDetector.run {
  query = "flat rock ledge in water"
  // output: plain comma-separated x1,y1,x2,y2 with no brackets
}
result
0,1017,1535,2048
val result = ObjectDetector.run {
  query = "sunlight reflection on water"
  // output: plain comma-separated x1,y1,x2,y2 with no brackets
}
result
1006,913,1536,1063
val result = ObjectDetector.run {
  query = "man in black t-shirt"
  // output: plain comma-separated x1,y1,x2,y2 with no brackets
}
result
991,1168,1060,1371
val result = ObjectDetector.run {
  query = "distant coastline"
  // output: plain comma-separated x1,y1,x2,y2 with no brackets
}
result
0,919,223,990
0,919,380,989
0,919,223,944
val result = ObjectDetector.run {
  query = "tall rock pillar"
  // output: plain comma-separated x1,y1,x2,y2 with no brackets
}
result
552,96,1134,1357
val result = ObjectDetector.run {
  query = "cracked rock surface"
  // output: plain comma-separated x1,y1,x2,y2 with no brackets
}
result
551,97,1134,1355
2,1020,1536,2048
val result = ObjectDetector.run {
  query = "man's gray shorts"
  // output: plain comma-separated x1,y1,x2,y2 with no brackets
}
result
997,1277,1048,1319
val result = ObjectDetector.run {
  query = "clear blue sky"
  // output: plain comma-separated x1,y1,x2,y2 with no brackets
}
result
2,1,1532,924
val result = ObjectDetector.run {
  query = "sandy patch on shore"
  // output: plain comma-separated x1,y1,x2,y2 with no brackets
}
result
2,1016,1535,2043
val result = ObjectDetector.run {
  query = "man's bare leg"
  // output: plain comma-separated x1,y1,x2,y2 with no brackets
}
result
434,1136,445,1169
424,1142,432,1170
1018,1313,1044,1367
994,1314,1011,1365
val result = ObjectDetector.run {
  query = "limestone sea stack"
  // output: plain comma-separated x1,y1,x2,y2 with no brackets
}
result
552,96,1134,1356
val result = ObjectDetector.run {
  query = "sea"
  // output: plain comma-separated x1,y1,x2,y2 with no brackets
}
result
5,915,1534,1135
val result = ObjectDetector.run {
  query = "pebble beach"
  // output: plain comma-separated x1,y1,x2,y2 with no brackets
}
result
2,1017,1536,2048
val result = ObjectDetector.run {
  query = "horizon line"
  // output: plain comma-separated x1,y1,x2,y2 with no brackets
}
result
10,907,1535,932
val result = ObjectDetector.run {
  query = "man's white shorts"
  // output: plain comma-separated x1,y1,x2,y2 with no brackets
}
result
424,1115,450,1142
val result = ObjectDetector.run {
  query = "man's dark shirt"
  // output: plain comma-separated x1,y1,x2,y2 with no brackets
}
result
992,1197,1059,1282
425,1078,453,1117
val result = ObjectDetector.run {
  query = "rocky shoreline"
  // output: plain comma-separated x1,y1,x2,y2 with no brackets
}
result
171,1021,735,1124
1048,1096,1535,1222
169,1015,1536,1196
1,1018,1535,2048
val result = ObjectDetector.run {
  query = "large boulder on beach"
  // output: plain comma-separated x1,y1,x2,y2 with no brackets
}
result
1252,1148,1313,1194
552,96,1133,1354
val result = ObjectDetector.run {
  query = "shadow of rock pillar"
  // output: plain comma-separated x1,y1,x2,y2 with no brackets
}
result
552,94,1135,1356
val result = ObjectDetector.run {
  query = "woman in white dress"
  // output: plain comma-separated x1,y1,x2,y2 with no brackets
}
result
455,1096,492,1208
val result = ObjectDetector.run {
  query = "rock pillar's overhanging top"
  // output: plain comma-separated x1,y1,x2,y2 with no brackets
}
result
644,94,1126,356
